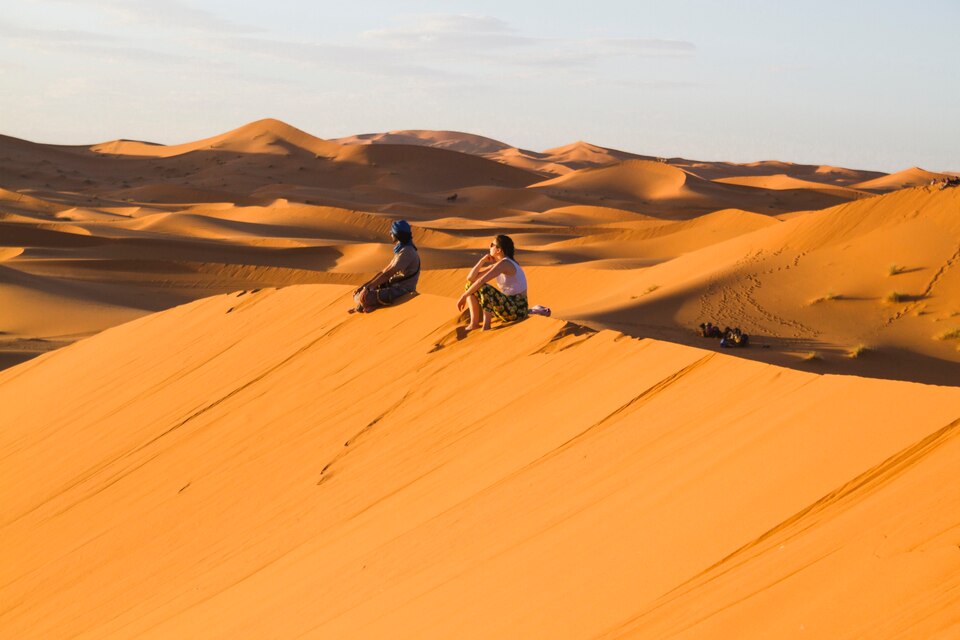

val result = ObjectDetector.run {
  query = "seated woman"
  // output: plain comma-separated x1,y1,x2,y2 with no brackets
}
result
457,234,528,331
353,220,420,312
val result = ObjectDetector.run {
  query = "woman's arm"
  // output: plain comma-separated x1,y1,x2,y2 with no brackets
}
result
466,254,496,283
457,259,509,310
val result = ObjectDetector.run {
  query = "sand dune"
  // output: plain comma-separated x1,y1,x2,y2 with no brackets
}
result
528,159,861,216
853,166,954,191
531,160,698,202
0,263,147,334
422,184,572,215
485,147,573,176
0,260,150,368
1,120,957,383
3,118,960,637
333,142,542,191
558,186,960,384
712,172,870,196
542,208,779,263
677,159,887,187
533,204,656,226
540,140,651,169
331,132,643,176
1,285,959,639
333,129,513,155
0,247,24,261
91,118,343,159
0,187,70,216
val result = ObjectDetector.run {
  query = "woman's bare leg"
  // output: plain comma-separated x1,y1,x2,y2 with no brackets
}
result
466,293,481,329
481,309,492,331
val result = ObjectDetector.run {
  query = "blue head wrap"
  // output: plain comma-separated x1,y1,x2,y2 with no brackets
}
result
391,219,416,253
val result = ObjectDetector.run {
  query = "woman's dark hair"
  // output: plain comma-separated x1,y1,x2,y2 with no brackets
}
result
495,234,516,260
392,230,413,246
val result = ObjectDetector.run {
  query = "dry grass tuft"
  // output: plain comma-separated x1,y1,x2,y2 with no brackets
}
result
810,292,840,304
888,264,906,276
884,291,907,304
847,344,868,358
936,328,960,341
801,351,822,362
631,285,660,300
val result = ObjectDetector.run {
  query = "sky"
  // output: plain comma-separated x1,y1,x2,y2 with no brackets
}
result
1,0,958,172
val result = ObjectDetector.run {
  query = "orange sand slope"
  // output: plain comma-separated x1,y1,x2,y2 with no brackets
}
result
557,186,960,385
1,285,959,639
2,118,959,383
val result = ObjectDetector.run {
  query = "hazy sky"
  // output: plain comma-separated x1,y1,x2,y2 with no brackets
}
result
2,0,957,171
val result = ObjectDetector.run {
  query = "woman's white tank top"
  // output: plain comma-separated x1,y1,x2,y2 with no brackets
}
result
497,258,527,295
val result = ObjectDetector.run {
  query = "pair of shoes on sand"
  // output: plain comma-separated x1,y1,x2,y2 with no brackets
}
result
697,322,750,348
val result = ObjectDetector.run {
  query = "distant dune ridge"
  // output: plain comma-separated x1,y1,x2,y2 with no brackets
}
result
1,118,957,371
2,119,960,637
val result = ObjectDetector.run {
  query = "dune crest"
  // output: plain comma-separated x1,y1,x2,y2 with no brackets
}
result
853,166,953,191
540,140,649,168
333,129,513,155
91,118,342,158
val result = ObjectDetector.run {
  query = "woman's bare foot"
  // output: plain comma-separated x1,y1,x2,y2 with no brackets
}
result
464,323,481,331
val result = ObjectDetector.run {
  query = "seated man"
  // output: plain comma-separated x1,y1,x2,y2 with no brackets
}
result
353,220,420,312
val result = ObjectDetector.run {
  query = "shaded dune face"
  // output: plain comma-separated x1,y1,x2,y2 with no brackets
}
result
0,118,957,382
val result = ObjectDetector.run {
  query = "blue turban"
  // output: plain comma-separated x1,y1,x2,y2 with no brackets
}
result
391,219,412,236
391,219,415,253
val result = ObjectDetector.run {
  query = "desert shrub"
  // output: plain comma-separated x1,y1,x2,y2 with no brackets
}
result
847,344,868,358
810,292,840,304
936,328,960,341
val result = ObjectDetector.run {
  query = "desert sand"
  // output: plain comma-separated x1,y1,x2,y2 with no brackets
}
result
1,119,959,638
